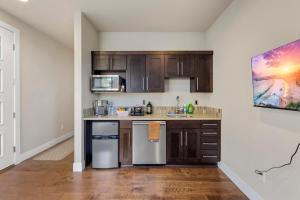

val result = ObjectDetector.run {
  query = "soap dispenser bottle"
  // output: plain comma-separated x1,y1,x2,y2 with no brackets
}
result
188,103,194,114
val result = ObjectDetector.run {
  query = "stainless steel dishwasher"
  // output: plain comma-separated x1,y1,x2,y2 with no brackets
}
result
132,121,166,165
92,121,119,168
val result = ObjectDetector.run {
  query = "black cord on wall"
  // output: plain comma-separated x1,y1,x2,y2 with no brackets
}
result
255,142,300,175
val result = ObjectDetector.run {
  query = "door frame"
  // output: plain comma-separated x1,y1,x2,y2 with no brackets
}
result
0,21,20,166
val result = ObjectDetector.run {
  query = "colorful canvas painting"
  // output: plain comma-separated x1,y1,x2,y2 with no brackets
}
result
251,39,300,111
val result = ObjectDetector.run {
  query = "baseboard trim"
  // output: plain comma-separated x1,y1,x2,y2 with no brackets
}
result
16,131,74,164
218,162,264,200
73,162,85,172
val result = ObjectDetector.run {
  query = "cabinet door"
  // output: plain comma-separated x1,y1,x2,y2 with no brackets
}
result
164,55,180,78
146,55,165,92
180,55,194,77
119,128,132,165
111,55,127,71
126,55,146,92
191,55,213,92
92,54,110,71
183,129,201,164
167,129,184,164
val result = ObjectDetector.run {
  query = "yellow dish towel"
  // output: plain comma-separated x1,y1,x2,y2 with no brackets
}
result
148,122,160,142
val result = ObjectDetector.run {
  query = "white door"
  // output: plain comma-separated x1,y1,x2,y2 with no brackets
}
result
0,26,14,170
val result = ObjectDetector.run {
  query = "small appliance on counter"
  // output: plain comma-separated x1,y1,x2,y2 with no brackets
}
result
130,106,145,116
94,100,109,116
91,75,125,92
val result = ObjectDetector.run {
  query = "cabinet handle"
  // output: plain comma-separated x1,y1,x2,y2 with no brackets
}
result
177,62,180,75
146,77,149,91
202,132,217,136
180,131,183,146
202,142,217,145
181,62,184,75
110,56,113,69
142,77,145,90
203,155,217,158
196,77,199,91
203,123,217,126
129,131,131,147
185,131,188,146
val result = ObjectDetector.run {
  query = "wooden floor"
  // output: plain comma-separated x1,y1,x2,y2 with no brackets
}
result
0,154,248,200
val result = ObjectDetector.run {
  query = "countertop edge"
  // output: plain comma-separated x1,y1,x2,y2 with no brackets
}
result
82,115,222,121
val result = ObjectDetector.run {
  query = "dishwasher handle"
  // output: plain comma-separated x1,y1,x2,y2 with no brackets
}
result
92,135,119,140
132,121,166,125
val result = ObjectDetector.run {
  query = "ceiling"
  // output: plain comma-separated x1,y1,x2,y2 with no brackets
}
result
0,0,233,48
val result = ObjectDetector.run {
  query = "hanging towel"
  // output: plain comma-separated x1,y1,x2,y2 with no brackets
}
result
148,121,160,142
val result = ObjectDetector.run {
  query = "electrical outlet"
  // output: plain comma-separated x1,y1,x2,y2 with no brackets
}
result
262,173,266,183
257,172,267,183
195,100,198,105
60,123,64,131
142,100,146,105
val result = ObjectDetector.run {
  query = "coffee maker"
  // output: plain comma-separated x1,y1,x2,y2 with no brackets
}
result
94,100,108,116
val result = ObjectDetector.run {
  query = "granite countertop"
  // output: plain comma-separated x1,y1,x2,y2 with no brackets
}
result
82,113,221,121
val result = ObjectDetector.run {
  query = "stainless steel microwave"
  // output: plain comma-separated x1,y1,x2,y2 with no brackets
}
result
91,75,122,92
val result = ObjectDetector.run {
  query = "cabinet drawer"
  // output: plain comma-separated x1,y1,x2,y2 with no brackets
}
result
201,129,219,137
167,120,201,129
200,137,219,150
200,150,219,163
120,120,132,129
201,121,220,129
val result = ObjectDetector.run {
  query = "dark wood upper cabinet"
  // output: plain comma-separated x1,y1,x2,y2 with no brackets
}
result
111,55,127,71
126,55,146,92
146,55,165,92
92,53,127,71
93,54,110,71
164,55,194,78
191,55,213,93
92,51,213,93
181,55,194,77
165,55,180,78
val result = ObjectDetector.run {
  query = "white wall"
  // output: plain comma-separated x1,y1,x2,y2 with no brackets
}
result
73,12,98,171
99,32,205,51
0,9,74,154
98,32,211,107
206,1,300,199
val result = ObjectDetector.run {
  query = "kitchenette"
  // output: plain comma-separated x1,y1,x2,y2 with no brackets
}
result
82,51,222,169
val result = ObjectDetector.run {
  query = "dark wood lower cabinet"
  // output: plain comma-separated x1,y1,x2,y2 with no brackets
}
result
166,129,184,164
119,121,132,165
166,120,220,165
184,129,201,164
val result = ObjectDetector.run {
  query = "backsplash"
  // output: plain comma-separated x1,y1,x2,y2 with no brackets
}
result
83,106,222,118
152,106,222,116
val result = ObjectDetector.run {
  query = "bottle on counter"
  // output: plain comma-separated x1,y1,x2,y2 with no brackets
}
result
183,104,187,114
188,103,194,114
146,101,153,115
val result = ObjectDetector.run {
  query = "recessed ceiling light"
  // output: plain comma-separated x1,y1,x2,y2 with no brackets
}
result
18,0,29,2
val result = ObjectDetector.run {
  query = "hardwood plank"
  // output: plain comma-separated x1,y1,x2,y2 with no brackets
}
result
0,154,248,200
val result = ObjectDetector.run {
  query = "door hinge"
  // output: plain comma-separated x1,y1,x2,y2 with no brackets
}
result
13,44,15,51
13,146,16,153
13,112,16,118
